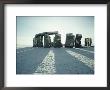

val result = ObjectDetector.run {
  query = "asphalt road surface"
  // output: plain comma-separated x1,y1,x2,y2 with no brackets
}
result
16,47,94,74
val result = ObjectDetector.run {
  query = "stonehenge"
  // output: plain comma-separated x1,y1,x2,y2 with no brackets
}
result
33,31,62,48
33,31,92,48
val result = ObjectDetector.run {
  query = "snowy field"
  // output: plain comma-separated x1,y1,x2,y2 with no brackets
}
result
16,47,94,74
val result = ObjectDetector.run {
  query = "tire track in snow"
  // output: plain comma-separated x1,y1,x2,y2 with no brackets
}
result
66,49,94,70
34,50,56,74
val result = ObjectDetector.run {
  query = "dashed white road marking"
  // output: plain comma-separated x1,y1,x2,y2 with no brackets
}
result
66,49,94,70
75,48,94,53
34,50,56,74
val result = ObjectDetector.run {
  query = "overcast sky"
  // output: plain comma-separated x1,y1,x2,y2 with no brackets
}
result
17,16,94,47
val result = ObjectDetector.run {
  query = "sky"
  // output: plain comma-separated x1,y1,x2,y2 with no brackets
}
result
16,16,94,47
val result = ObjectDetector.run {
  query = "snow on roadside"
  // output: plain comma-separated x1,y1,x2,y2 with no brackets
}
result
66,49,94,70
34,50,56,74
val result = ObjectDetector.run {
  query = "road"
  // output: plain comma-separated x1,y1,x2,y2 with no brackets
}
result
16,47,94,74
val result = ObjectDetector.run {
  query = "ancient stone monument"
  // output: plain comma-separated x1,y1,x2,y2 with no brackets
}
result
85,38,92,47
33,31,62,48
44,34,51,48
53,34,62,48
65,33,75,48
75,34,82,48
33,31,92,48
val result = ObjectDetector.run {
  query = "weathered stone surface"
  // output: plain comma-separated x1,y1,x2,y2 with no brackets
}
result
33,31,58,48
44,34,51,48
85,38,92,46
37,36,43,47
75,34,82,48
65,33,75,48
53,34,62,48
33,32,93,48
33,37,36,47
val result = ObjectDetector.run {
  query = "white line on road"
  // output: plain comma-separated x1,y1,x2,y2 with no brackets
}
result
75,48,94,53
66,49,94,70
34,50,56,74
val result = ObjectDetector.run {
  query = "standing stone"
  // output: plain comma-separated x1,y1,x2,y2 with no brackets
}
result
44,34,51,48
65,33,75,48
33,35,38,47
90,38,92,46
33,37,35,47
33,37,36,47
85,38,92,47
53,34,62,48
37,36,43,47
75,34,82,48
85,38,88,46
